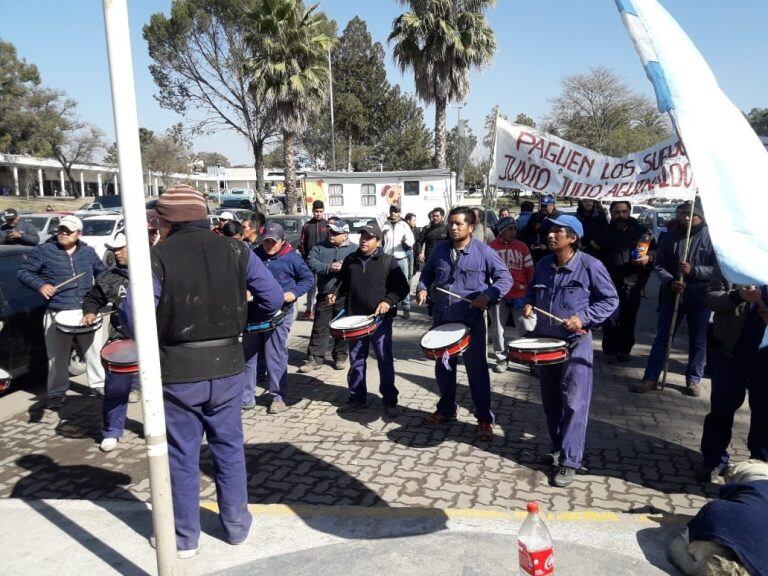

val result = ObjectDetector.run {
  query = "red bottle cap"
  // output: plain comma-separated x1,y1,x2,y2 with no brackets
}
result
527,502,539,514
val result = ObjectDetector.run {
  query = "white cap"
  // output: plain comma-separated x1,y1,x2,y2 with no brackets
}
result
105,233,127,249
219,211,236,221
59,215,83,232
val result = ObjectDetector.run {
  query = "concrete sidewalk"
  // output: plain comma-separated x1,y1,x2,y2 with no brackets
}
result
1,499,682,575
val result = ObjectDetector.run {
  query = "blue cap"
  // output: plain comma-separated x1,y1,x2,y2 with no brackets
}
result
540,194,555,206
546,215,584,239
497,216,518,234
262,222,285,241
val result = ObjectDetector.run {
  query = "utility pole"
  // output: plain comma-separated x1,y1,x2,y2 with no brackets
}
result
451,103,466,190
328,49,336,171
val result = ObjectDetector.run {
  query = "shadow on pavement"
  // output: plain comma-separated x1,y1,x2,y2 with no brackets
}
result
634,512,691,575
11,454,152,576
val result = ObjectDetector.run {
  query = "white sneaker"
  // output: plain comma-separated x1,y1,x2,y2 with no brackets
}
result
149,535,198,559
99,437,118,452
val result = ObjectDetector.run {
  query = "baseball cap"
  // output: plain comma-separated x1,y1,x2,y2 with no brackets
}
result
105,233,127,249
219,211,236,221
497,216,518,234
546,215,584,238
59,215,83,232
359,222,382,239
328,219,349,233
540,194,555,207
262,222,285,241
2,208,18,220
389,204,401,213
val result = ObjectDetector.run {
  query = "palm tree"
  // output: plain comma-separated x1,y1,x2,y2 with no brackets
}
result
245,0,333,214
389,0,496,169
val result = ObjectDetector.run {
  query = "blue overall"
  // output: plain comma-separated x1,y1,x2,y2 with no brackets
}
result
526,251,618,469
102,371,135,439
347,318,398,405
418,239,513,422
701,301,768,468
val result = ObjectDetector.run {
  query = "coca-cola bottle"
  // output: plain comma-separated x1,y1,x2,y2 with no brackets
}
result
518,502,554,576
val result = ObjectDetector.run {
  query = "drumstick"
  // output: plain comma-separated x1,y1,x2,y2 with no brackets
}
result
533,306,587,336
436,286,474,304
52,272,85,291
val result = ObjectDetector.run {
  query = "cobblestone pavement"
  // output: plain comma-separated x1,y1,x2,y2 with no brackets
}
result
0,279,753,518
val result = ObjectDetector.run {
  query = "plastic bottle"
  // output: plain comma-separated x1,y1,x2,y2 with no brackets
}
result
518,502,554,576
632,231,652,261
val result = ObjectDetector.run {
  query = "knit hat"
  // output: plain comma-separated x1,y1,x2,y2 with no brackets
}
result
677,197,705,219
155,185,208,223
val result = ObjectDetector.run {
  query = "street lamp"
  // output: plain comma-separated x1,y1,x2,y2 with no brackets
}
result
451,102,467,190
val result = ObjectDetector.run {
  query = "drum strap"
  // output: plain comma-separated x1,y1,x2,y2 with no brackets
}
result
172,337,240,349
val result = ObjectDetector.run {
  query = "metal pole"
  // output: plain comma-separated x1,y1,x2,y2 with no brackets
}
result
660,194,697,389
101,1,177,574
328,48,336,171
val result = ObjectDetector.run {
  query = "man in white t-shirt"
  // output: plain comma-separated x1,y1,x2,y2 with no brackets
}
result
381,204,415,318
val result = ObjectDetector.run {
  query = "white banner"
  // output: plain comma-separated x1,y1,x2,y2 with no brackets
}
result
490,118,696,202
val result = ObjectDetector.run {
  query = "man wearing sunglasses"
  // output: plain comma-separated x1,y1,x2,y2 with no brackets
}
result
18,215,108,409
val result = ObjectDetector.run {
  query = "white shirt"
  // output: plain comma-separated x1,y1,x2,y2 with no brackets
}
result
382,218,415,260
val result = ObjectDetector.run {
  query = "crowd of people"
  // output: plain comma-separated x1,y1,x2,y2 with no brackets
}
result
4,185,766,558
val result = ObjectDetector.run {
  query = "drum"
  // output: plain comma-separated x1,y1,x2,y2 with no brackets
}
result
244,309,286,333
100,339,138,374
54,309,102,335
421,323,471,360
329,315,381,341
0,368,11,393
508,337,569,366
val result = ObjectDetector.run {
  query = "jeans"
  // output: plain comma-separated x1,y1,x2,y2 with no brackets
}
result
394,257,411,310
44,310,105,397
347,318,398,404
306,295,347,362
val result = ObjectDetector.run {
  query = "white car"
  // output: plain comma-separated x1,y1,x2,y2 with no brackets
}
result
80,215,125,265
74,195,124,216
16,213,70,244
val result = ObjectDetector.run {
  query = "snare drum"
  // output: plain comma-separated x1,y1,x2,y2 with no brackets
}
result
508,337,569,366
0,368,11,393
100,339,138,374
329,315,381,340
54,309,102,335
244,309,286,333
421,323,471,360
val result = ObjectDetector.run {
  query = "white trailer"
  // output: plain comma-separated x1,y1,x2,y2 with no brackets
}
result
301,169,457,226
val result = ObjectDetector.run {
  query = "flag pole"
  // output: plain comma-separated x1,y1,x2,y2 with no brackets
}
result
659,191,697,389
102,1,177,573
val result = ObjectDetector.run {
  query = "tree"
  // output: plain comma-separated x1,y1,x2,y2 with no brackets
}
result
145,129,191,185
746,108,768,136
481,105,509,155
389,0,496,168
375,87,432,170
194,151,230,171
144,0,279,200
245,0,334,214
104,127,159,167
446,120,477,186
546,67,669,155
263,143,284,168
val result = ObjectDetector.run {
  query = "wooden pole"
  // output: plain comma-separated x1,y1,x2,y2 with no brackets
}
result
660,194,697,389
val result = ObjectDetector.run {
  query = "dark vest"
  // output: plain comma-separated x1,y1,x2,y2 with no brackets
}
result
151,227,249,383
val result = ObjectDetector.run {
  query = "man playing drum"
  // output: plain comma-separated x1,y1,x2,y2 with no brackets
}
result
416,206,513,440
327,222,410,416
523,214,618,487
17,215,108,408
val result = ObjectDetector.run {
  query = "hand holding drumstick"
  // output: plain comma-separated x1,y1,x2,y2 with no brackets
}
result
523,304,587,335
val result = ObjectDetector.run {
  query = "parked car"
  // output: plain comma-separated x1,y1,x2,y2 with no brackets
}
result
265,197,285,215
16,212,72,244
0,246,47,390
214,208,254,222
266,215,310,249
80,215,125,266
330,213,386,247
75,195,124,216
220,198,255,211
220,188,256,204
638,206,678,241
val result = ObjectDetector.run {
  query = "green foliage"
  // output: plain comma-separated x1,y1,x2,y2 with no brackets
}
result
195,151,230,169
513,113,536,128
546,67,670,154
481,105,508,154
746,108,768,136
446,120,477,178
389,0,496,167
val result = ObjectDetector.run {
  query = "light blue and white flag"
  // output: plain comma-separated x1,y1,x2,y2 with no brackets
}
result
616,0,768,290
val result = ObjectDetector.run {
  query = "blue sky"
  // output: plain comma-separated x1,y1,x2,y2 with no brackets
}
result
2,1,766,166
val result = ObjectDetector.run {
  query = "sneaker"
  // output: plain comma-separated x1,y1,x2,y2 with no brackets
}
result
423,411,457,425
128,390,140,403
630,379,657,393
100,437,118,452
337,397,371,413
267,400,287,414
476,421,494,440
493,360,508,374
242,401,256,411
299,357,322,373
383,404,402,418
694,462,725,483
149,535,198,559
552,466,576,487
540,449,561,466
47,395,66,410
92,387,105,398
401,310,411,320
684,381,701,397
332,358,348,371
